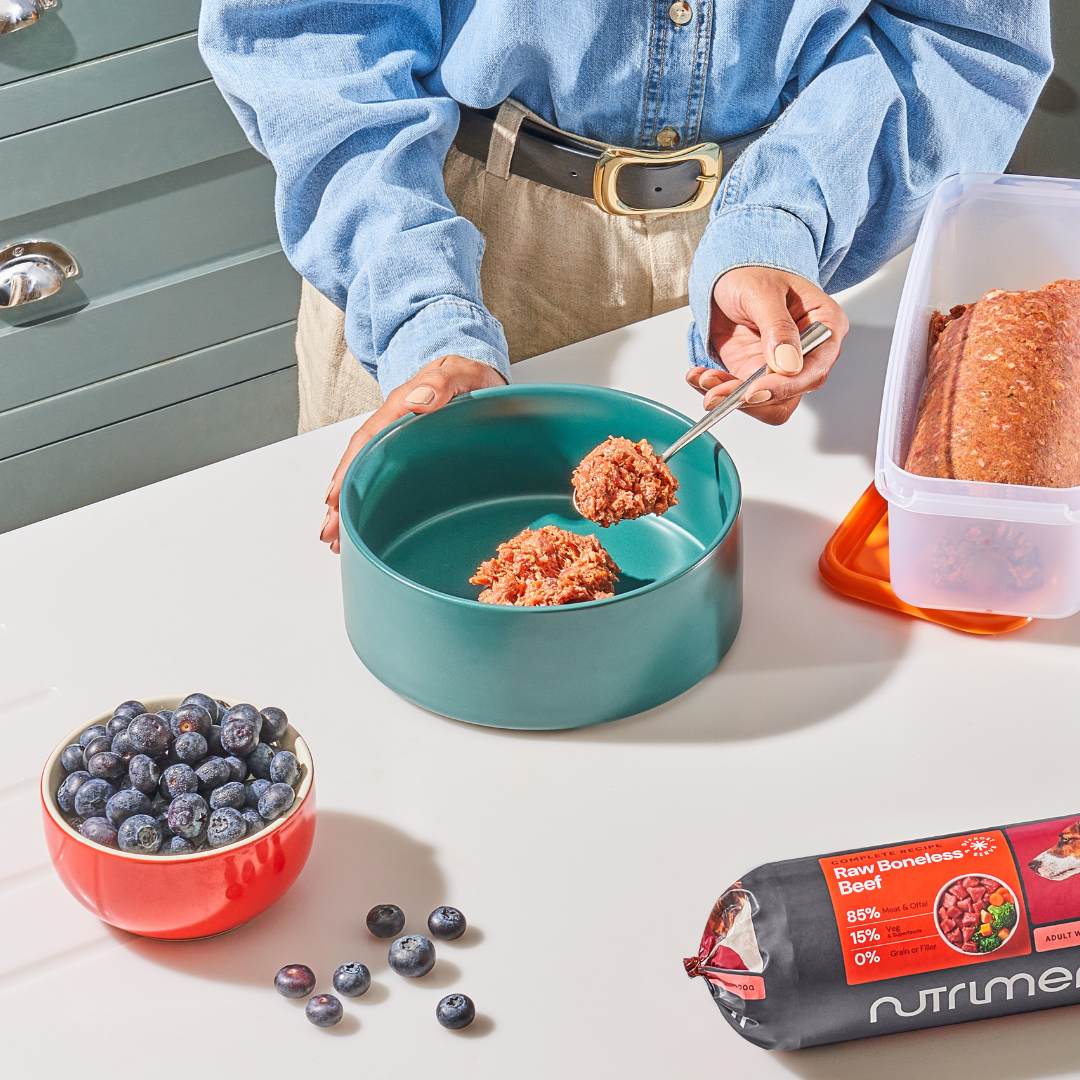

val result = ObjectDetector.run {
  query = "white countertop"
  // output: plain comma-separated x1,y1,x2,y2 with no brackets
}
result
4,251,1080,1079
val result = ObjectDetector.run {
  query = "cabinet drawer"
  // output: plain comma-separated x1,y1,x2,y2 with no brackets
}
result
0,321,296,460
0,366,299,534
0,32,208,139
0,0,201,87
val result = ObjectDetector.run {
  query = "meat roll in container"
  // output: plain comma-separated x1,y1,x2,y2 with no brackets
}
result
877,173,1080,619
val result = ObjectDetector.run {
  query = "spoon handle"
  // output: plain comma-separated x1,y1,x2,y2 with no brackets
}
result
659,321,832,464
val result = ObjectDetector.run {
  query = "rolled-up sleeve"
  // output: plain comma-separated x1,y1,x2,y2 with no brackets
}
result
199,0,510,394
687,1,1053,366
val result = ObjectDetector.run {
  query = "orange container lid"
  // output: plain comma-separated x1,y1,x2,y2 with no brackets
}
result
819,483,1032,635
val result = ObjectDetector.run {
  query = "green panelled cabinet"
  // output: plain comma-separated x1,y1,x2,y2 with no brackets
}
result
0,0,301,532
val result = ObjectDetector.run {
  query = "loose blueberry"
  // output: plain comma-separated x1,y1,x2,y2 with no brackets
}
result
127,754,160,795
164,836,196,855
258,782,295,821
81,735,113,767
224,755,247,783
222,703,261,732
206,806,247,848
220,718,259,757
160,763,200,800
259,706,289,743
332,963,371,998
209,781,246,810
79,816,119,848
180,693,221,724
388,935,436,978
240,808,266,834
79,725,108,747
113,701,147,721
305,994,343,1027
87,751,125,782
206,724,224,756
270,750,301,789
127,714,171,757
246,742,274,780
245,778,271,808
170,703,212,739
195,756,230,793
105,788,152,827
57,770,91,813
111,729,135,760
366,904,406,939
118,814,163,854
105,714,131,739
427,906,467,941
173,731,208,764
167,793,209,840
274,964,316,998
436,993,475,1030
73,777,116,818
60,745,84,773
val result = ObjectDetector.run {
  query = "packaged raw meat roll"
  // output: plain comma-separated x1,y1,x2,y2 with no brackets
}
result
686,812,1080,1048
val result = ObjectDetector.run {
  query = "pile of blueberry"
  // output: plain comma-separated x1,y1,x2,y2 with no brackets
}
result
55,695,302,854
276,904,475,1030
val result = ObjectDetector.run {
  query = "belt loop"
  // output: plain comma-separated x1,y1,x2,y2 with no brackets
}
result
486,100,528,181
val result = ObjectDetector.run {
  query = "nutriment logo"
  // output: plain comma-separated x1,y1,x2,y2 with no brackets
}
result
870,966,1080,1024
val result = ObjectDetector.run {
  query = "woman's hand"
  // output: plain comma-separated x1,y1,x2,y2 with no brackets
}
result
320,355,506,552
686,266,848,425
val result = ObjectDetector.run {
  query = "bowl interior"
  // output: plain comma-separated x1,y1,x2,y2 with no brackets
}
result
343,384,740,602
42,695,312,861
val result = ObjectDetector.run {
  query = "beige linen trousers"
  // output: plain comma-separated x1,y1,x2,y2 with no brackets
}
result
296,103,710,433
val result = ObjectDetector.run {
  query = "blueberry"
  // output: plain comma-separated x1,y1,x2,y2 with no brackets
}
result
164,836,196,855
111,729,135,760
270,750,301,789
127,754,160,795
87,751,125,782
81,735,113,767
112,701,147,721
154,810,174,841
240,808,266,834
246,742,274,780
259,706,289,743
257,782,295,821
60,745,84,773
245,778,271,808
427,906,467,941
332,963,371,998
436,993,475,1029
180,693,221,724
105,714,131,739
127,714,171,757
209,782,246,810
105,789,152,828
79,725,107,747
206,724,224,756
157,710,173,723
160,764,200,800
169,703,212,739
206,806,247,848
274,964,316,998
173,731,208,764
118,814,163,854
57,770,91,813
167,793,209,840
195,756,230,793
79,816,119,848
220,718,259,757
305,994,343,1027
119,775,133,790
73,777,116,818
222,703,261,732
224,755,247,783
388,935,436,978
366,904,406,939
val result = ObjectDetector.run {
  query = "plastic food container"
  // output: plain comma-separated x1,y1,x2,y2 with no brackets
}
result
339,384,743,729
876,172,1080,619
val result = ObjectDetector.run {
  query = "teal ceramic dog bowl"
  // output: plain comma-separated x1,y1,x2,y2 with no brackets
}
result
339,384,742,729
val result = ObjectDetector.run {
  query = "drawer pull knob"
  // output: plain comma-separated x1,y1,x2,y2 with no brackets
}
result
0,241,79,308
0,0,56,35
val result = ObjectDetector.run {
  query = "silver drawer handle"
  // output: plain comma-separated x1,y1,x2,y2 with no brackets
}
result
0,241,79,307
0,0,57,35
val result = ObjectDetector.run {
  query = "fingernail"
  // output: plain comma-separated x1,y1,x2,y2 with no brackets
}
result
324,483,334,504
700,372,723,388
319,509,330,538
405,385,436,405
773,343,802,374
745,389,772,405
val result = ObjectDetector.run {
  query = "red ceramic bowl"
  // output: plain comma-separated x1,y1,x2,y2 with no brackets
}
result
41,695,316,939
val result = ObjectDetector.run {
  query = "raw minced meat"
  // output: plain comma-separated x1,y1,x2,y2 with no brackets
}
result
572,436,679,527
470,525,620,606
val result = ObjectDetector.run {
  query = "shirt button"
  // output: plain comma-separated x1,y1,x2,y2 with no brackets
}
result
656,127,680,148
668,1,693,26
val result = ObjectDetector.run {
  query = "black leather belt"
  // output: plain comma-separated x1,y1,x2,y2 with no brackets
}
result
454,104,767,216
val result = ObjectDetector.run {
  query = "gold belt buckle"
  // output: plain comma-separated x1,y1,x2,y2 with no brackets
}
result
592,142,721,216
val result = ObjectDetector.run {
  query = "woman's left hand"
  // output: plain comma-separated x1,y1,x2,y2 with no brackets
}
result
686,266,849,425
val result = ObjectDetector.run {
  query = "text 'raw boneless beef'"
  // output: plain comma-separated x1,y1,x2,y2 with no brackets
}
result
904,279,1080,488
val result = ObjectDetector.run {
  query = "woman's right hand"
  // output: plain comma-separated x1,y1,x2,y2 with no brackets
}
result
320,355,507,553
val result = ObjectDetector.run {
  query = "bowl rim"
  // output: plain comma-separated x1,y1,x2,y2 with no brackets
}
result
339,382,742,611
41,695,314,863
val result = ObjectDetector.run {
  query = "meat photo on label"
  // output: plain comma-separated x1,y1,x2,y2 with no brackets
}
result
935,874,1018,954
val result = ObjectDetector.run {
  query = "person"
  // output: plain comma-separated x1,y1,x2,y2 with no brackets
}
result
199,1,1051,551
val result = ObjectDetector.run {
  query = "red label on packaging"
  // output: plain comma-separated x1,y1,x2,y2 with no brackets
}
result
1034,921,1080,952
819,831,1030,985
704,972,765,1000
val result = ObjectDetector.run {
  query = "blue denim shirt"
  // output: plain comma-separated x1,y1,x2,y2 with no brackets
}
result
199,1,1051,393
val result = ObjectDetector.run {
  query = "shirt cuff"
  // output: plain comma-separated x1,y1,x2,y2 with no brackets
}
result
376,298,512,395
687,203,820,367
